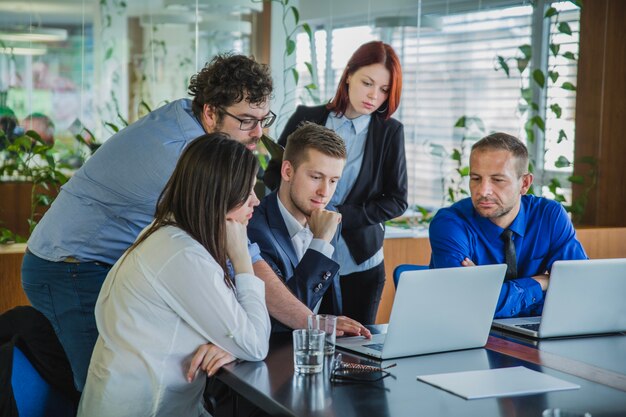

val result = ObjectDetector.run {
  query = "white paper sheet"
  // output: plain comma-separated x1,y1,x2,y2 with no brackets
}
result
417,366,580,400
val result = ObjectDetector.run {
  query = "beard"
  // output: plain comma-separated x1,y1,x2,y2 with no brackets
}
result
473,197,515,219
289,188,315,219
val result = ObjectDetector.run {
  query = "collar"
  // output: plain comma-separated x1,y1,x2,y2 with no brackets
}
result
276,195,308,239
328,112,371,135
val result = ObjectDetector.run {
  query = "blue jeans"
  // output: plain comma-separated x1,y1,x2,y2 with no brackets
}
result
21,251,111,392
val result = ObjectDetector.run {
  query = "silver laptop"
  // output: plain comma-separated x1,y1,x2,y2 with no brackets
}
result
492,258,626,338
335,264,506,359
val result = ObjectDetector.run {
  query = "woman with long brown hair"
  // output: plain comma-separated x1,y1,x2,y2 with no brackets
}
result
78,133,269,417
266,41,408,325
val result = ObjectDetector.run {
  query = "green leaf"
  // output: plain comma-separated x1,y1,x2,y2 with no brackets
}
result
104,122,119,133
549,178,561,190
568,200,584,215
305,62,314,75
532,69,545,88
448,188,455,203
558,22,572,36
302,23,313,40
140,100,152,113
568,175,585,184
550,103,562,118
516,58,529,74
416,205,430,218
496,56,510,77
304,83,317,90
286,39,296,56
548,70,559,83
458,166,470,176
562,51,576,60
290,6,299,25
555,155,571,168
562,81,577,91
451,148,462,162
570,0,582,8
518,44,532,59
531,115,545,132
521,88,533,105
544,7,558,18
105,47,113,60
117,112,128,127
454,116,466,128
291,67,299,84
549,43,560,56
558,129,567,143
525,126,535,144
531,102,539,111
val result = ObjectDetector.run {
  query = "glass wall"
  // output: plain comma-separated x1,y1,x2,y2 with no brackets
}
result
295,0,581,212
0,0,257,165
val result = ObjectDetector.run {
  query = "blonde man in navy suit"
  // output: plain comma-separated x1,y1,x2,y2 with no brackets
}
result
249,122,370,336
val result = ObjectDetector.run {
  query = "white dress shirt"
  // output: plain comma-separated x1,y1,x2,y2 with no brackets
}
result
78,225,270,417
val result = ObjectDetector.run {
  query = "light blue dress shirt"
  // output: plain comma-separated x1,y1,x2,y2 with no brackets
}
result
28,99,261,265
326,112,383,275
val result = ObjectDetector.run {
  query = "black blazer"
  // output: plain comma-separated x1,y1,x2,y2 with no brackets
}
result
264,105,408,265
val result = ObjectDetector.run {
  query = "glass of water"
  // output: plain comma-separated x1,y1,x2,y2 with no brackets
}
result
308,314,337,355
293,329,325,374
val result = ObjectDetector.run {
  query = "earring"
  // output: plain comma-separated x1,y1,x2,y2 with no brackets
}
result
377,103,389,114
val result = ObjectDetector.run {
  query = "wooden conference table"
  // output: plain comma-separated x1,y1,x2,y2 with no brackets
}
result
214,327,626,417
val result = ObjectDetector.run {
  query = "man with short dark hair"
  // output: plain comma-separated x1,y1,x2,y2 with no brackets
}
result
429,132,587,318
249,122,370,335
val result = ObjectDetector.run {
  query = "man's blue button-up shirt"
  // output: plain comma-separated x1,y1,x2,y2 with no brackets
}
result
429,195,587,318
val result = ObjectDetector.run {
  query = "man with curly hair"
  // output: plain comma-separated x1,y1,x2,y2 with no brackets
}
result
22,54,319,392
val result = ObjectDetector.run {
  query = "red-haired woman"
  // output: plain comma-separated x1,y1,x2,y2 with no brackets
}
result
265,41,408,324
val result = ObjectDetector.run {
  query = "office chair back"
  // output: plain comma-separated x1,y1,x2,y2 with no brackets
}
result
393,264,429,288
11,345,76,417
11,346,76,417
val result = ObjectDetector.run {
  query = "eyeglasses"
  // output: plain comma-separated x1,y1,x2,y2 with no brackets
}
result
330,354,396,383
219,108,276,131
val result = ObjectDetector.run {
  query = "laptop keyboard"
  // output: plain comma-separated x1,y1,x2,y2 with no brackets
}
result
363,343,384,352
517,323,540,331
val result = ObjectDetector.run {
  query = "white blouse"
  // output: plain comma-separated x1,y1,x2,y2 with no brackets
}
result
78,225,270,417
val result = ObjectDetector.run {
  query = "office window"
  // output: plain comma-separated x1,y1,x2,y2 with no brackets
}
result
295,2,580,211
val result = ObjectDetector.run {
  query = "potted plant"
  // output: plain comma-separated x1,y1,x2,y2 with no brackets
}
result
0,128,69,243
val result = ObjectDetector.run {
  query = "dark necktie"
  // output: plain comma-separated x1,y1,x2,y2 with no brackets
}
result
501,229,517,280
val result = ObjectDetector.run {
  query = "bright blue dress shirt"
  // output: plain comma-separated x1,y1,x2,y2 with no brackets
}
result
429,195,587,318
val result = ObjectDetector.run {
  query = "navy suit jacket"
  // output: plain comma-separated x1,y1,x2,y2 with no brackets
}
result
248,192,342,326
